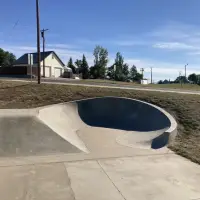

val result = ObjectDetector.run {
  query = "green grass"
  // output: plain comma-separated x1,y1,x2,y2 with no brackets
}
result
0,80,200,164
75,79,200,90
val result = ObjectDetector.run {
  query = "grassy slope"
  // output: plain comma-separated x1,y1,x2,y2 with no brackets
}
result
80,79,200,90
0,81,200,164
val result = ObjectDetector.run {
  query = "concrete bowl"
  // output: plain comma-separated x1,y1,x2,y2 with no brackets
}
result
38,97,177,152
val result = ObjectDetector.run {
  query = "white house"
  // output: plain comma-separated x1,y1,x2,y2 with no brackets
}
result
14,51,65,78
140,79,149,85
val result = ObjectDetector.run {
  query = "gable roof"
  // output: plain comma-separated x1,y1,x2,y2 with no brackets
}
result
14,51,65,67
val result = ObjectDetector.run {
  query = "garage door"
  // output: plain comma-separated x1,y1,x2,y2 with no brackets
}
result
54,68,62,78
45,67,51,77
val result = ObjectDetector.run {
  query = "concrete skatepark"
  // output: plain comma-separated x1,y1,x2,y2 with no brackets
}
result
0,97,199,200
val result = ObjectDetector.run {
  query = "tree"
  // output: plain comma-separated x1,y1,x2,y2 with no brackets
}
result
188,73,198,84
67,57,76,74
174,76,189,84
129,65,143,82
107,52,129,81
81,54,89,79
74,59,82,73
134,72,143,81
0,48,16,67
129,65,137,81
90,45,108,79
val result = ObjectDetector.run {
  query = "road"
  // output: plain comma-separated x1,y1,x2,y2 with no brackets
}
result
2,77,200,95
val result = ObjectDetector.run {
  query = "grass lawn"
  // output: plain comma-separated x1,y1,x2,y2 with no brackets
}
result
69,79,200,91
0,80,200,164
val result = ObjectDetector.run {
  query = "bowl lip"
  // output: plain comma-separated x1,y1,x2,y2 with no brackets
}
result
0,96,177,138
70,96,177,132
39,96,177,134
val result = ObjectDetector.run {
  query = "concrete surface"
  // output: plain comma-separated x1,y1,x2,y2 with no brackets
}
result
0,97,199,200
38,97,177,151
0,163,75,200
0,116,80,157
0,155,200,200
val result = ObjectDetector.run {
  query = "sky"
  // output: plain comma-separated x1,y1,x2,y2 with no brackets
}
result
1,0,200,81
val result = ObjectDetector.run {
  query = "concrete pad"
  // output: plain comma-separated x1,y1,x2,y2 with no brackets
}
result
99,154,200,200
0,163,75,200
65,161,124,200
0,117,80,157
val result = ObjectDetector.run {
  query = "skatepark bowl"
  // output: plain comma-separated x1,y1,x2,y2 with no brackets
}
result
0,97,177,157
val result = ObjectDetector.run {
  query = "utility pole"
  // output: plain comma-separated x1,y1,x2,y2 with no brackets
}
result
185,63,188,81
41,28,49,77
179,71,182,87
140,68,144,78
36,0,41,84
150,67,153,84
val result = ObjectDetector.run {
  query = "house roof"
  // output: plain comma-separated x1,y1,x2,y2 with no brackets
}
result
14,51,65,67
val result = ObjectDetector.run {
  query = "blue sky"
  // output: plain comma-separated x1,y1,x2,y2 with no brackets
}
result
1,0,200,81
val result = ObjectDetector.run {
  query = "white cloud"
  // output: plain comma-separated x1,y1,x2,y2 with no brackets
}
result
47,43,78,49
112,40,147,46
125,58,200,81
148,21,200,55
152,42,196,50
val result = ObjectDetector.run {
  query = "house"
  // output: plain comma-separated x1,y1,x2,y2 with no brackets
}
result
140,79,149,85
14,51,65,78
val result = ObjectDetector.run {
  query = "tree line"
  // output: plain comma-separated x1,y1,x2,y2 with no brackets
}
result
0,48,16,67
67,45,143,82
158,73,200,85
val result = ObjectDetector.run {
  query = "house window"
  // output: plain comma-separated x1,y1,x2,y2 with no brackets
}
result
52,54,54,59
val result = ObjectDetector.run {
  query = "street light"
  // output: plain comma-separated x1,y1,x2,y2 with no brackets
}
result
185,63,188,78
36,0,41,84
150,67,153,84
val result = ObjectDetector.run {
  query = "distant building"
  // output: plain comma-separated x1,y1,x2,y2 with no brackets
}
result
14,51,65,78
140,79,149,85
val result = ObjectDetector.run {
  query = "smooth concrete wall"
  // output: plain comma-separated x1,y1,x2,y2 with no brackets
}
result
77,97,171,132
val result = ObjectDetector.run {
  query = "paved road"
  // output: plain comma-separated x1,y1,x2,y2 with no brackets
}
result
3,77,200,95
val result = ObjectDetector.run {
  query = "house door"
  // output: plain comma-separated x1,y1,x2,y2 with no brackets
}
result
45,66,51,77
54,68,62,78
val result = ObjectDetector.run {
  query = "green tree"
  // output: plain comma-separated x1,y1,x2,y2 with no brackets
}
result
129,65,137,81
0,48,16,67
129,65,143,82
67,57,76,74
81,54,89,79
107,52,129,81
74,59,82,73
90,45,108,79
134,72,143,81
188,73,198,84
174,76,189,84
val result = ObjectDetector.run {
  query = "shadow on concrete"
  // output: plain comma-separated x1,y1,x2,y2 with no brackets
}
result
151,132,170,149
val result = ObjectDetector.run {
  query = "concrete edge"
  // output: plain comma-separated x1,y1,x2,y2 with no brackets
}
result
65,96,178,145
0,108,38,117
0,96,177,146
